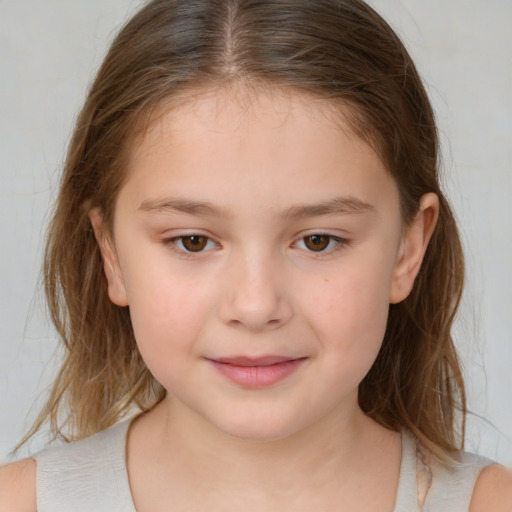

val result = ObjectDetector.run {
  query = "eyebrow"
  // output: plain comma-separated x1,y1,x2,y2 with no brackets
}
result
138,195,375,218
282,196,375,218
138,198,231,217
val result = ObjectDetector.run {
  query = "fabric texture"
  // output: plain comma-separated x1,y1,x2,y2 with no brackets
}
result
34,420,492,511
35,421,135,512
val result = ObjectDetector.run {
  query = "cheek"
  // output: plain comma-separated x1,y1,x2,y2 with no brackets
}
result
120,260,214,379
302,258,394,375
309,264,391,335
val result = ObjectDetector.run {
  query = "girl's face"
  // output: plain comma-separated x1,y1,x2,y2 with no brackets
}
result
93,87,435,441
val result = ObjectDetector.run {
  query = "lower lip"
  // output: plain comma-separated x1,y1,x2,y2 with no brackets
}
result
209,358,306,388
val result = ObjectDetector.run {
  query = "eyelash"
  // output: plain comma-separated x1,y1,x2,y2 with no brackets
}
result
293,234,347,254
165,233,348,256
166,235,220,256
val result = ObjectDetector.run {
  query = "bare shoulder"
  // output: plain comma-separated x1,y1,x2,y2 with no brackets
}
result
470,463,512,512
0,458,37,512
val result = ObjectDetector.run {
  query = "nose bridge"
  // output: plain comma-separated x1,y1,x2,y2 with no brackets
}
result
220,243,292,331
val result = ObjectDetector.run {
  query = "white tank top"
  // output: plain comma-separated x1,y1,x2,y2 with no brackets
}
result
34,421,492,511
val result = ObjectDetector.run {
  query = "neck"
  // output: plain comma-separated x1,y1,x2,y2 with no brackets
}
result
133,394,393,494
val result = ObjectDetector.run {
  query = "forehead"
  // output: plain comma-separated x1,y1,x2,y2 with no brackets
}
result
120,85,398,218
129,84,362,159
182,84,311,122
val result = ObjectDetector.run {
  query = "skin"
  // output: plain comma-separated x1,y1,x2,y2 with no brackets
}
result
108,88,413,510
1,87,510,510
103,87,419,447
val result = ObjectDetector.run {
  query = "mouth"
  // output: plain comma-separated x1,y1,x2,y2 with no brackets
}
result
206,356,308,388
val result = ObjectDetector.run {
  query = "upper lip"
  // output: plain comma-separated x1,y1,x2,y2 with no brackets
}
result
209,356,305,367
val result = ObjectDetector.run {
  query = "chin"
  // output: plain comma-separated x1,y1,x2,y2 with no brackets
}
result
211,412,308,444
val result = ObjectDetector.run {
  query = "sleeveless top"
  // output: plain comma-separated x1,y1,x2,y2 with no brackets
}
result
34,421,493,512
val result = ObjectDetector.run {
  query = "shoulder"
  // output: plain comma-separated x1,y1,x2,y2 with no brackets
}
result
32,421,134,510
0,458,37,512
470,463,512,512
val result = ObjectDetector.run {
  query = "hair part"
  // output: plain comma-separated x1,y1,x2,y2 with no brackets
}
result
22,0,466,463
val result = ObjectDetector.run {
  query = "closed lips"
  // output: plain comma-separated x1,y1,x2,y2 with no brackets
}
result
207,356,308,388
210,356,307,366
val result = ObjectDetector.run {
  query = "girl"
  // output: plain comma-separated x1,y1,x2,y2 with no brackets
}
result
1,0,511,510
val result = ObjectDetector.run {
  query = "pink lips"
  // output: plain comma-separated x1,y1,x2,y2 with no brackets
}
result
207,356,307,388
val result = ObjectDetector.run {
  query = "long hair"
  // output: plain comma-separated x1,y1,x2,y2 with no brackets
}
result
23,0,465,461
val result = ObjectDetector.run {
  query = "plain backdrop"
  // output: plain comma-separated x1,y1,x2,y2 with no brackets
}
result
1,0,511,463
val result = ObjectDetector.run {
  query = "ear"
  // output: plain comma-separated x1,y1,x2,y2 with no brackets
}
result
389,193,439,304
89,208,129,307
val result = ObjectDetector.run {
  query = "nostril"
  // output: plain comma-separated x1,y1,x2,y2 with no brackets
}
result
218,267,293,331
226,315,286,332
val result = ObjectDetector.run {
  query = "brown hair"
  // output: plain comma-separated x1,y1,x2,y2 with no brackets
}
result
24,0,466,461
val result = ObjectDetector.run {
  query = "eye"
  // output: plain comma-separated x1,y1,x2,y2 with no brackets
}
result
295,234,343,252
172,235,218,253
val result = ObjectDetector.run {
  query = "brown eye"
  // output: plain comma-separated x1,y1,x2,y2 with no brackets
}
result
180,235,209,252
303,234,331,252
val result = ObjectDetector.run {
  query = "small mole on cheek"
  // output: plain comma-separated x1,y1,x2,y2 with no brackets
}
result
324,278,329,284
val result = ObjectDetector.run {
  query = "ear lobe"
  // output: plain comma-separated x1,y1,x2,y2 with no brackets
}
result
89,208,129,307
389,193,439,304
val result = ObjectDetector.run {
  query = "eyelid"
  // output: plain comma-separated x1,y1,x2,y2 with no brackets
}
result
292,232,349,253
163,232,221,255
160,230,349,256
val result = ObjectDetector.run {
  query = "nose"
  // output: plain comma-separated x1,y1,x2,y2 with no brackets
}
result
218,249,293,332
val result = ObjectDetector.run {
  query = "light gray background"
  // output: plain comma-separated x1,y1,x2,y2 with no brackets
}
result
1,1,511,463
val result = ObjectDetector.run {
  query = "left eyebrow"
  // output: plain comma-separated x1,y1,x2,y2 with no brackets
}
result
283,196,376,218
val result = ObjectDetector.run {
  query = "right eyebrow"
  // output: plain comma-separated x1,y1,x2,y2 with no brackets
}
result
138,198,232,218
